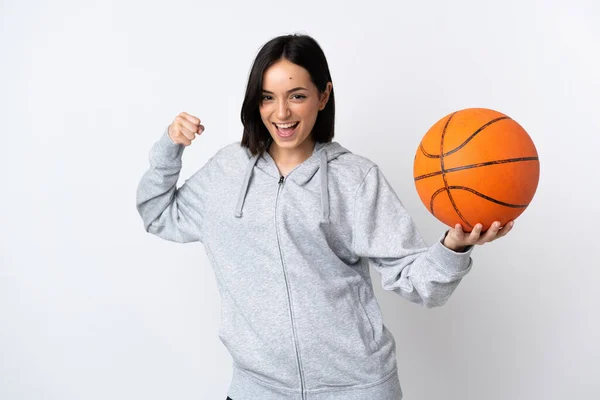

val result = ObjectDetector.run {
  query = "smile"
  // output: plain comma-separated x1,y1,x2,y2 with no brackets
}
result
273,122,299,129
273,121,299,138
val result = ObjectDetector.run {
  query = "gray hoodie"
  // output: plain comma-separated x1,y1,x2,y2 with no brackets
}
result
136,128,474,400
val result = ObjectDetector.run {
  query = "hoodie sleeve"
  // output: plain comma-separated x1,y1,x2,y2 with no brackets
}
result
351,165,474,308
136,128,213,243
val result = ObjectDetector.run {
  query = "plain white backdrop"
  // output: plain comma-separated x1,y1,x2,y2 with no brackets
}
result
1,0,599,399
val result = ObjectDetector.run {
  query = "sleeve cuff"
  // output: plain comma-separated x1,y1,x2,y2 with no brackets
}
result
150,126,185,165
428,231,474,273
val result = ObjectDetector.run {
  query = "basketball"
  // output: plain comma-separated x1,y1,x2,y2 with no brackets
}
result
413,108,540,232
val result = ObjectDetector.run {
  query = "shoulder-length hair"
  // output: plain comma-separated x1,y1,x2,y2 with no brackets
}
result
240,34,335,156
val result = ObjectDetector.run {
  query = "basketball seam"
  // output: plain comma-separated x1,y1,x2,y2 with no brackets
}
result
420,116,511,158
438,112,472,229
414,157,539,181
432,186,530,209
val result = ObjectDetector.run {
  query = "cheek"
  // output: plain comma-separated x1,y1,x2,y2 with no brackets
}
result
259,106,271,124
295,102,320,121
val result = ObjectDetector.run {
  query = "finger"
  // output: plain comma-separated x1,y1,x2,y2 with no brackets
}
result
178,117,199,134
179,126,197,141
480,221,501,243
180,112,201,126
496,221,515,239
453,224,465,240
468,223,483,243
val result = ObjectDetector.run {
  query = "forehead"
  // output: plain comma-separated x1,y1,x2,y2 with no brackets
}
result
262,59,313,90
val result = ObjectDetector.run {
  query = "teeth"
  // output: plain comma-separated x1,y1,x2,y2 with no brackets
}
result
275,122,298,128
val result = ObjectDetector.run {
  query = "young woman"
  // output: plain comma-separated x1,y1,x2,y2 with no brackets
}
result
136,34,513,400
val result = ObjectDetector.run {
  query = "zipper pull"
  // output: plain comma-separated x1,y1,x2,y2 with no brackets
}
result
278,176,284,185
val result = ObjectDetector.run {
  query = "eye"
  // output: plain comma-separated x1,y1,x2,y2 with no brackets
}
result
291,94,306,100
261,95,273,101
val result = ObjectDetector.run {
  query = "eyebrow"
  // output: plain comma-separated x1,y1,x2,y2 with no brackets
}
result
262,87,308,94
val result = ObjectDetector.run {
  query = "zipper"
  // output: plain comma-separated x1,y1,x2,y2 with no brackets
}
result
275,175,306,399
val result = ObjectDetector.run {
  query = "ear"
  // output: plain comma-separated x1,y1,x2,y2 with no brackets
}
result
318,82,333,111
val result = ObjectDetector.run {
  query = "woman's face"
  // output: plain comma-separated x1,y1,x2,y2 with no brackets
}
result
259,58,331,155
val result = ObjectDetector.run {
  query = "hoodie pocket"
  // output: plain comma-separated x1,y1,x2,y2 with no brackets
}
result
353,283,381,353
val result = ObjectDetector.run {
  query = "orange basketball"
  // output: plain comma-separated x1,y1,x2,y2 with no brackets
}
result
413,108,540,232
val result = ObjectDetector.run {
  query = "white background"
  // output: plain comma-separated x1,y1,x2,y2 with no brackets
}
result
1,0,598,399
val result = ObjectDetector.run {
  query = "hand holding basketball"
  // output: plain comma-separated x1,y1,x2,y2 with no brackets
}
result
442,220,515,252
168,112,204,146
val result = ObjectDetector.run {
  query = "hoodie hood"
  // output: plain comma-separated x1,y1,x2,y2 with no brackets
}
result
234,141,349,222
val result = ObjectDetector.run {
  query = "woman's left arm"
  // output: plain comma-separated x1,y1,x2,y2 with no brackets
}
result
351,165,513,308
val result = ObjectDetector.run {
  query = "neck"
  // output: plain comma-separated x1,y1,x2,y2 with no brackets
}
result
268,138,315,175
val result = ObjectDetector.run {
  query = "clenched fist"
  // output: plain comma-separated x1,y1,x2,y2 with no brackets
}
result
168,112,205,146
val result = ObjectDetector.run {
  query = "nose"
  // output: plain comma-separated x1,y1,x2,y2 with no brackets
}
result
276,99,291,120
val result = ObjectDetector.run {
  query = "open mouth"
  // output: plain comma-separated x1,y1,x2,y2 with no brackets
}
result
273,122,299,137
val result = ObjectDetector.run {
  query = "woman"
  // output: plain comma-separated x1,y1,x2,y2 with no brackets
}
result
136,34,512,400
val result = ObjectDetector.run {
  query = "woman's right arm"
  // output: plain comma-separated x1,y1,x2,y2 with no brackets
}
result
135,112,209,243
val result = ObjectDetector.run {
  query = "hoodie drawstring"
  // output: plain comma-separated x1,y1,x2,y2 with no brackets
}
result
234,154,259,218
320,149,330,223
234,149,330,223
